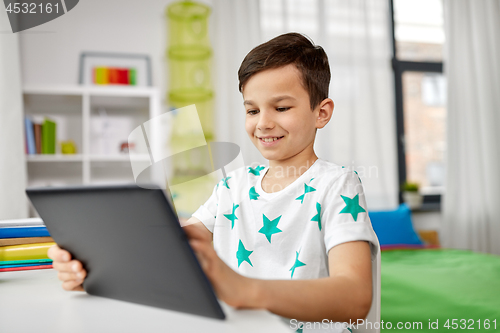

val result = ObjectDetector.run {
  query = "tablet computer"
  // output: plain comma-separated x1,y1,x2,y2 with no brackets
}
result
26,184,225,320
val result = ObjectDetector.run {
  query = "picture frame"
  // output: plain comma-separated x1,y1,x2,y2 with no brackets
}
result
79,52,152,87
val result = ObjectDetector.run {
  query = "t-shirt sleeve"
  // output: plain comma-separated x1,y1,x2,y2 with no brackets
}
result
191,182,220,233
322,171,379,259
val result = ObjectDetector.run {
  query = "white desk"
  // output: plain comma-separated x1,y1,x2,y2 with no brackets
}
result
0,269,291,333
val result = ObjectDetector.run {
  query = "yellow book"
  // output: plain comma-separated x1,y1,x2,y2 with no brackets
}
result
0,242,55,261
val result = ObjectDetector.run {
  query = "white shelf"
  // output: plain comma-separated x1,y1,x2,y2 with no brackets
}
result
26,154,84,162
89,155,150,162
25,154,152,162
23,85,159,97
23,86,163,188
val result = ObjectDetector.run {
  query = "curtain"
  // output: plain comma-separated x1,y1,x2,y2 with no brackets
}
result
442,0,500,254
211,0,398,210
210,0,267,168
0,10,28,219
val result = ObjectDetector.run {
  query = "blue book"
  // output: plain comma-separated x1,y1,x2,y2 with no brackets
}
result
0,226,50,239
24,117,36,155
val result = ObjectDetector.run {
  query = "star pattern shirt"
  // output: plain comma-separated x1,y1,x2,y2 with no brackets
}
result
192,159,379,281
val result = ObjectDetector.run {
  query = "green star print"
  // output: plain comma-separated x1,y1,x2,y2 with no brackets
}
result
311,202,322,231
249,186,260,200
339,194,366,221
248,165,265,176
222,176,231,189
295,184,316,204
259,214,282,243
289,250,306,278
223,203,239,229
236,240,253,267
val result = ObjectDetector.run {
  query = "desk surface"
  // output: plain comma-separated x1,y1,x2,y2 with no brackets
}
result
0,269,291,333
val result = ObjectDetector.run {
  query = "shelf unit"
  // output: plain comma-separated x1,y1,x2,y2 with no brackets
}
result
23,85,163,187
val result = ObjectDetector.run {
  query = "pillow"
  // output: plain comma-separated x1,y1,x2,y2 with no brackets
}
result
368,203,424,249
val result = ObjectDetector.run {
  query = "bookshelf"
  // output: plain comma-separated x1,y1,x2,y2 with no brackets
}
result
23,85,163,188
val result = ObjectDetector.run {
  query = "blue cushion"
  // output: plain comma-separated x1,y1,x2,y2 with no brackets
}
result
368,204,423,246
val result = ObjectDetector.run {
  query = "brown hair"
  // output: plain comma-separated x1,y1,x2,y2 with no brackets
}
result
238,33,330,110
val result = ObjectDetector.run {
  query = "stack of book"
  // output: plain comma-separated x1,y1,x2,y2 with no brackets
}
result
24,117,57,155
0,218,55,272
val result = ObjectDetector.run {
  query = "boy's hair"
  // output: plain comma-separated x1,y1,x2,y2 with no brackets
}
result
238,33,330,110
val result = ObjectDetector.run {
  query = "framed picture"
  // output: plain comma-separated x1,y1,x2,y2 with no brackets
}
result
79,52,152,87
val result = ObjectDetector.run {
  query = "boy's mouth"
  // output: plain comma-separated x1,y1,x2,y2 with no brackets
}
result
257,136,284,144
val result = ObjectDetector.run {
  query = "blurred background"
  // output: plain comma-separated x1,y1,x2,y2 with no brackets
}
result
1,0,499,255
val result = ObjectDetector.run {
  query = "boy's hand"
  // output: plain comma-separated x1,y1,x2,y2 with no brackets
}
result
185,225,260,309
47,244,86,292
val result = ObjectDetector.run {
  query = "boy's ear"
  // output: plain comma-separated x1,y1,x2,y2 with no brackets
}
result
315,98,334,129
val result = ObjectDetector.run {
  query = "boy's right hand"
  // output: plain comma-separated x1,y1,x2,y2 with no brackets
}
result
47,244,86,292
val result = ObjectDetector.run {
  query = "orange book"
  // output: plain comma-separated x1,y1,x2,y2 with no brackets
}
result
0,237,54,247
34,123,42,154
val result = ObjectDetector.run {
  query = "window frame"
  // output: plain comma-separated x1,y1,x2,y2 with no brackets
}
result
389,0,443,211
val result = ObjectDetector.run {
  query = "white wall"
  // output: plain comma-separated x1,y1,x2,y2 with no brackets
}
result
20,0,177,99
0,8,28,219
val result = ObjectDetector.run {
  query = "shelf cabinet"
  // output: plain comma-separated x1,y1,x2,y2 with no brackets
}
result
23,86,162,187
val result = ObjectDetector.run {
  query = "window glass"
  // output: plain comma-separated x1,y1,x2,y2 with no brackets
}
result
403,72,446,194
393,0,444,61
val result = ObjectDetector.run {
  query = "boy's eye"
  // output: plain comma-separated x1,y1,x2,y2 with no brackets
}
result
247,109,259,115
276,107,290,112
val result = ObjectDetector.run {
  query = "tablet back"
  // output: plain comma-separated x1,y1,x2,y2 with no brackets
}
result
26,185,225,319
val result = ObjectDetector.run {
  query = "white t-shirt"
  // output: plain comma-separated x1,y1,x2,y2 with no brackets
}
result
192,158,379,332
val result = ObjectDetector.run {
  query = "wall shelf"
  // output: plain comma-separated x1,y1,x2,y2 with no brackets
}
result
23,85,163,187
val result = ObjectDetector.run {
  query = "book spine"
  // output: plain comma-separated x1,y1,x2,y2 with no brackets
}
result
0,242,55,261
42,118,57,154
0,258,52,266
0,262,53,269
24,117,36,154
0,237,54,247
0,264,53,272
34,123,42,154
0,226,50,239
0,217,44,228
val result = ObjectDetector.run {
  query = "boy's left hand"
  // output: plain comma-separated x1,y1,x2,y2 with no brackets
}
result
184,225,259,309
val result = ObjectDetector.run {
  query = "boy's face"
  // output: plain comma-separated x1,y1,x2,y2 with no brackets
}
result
242,64,321,164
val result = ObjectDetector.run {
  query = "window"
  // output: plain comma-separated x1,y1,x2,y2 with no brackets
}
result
390,0,446,207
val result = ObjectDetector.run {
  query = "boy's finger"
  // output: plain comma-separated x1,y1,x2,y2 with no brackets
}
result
52,260,85,274
61,280,84,292
47,245,71,262
57,270,86,282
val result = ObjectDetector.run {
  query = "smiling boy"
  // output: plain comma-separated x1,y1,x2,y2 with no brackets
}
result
49,33,378,332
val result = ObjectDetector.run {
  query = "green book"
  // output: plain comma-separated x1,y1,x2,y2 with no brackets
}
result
42,118,56,154
0,259,52,266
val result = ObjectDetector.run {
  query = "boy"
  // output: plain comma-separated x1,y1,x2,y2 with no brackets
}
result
49,33,378,332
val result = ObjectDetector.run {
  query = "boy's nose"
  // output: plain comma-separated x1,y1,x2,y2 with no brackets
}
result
256,110,276,131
